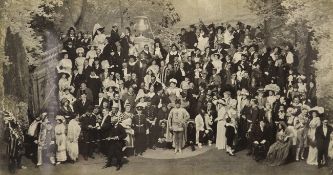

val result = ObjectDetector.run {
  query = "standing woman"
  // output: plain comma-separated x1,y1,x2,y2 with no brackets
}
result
167,99,190,153
307,107,323,165
55,115,67,164
215,99,228,150
67,114,81,163
214,27,224,47
75,47,86,74
92,24,106,51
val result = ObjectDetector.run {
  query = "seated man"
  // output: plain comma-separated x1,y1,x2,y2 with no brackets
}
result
251,120,270,161
156,120,168,149
187,120,196,151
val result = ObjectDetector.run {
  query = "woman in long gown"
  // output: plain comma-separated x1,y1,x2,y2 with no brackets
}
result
266,122,292,166
55,115,67,164
215,101,228,150
92,24,106,51
306,110,321,165
67,115,81,162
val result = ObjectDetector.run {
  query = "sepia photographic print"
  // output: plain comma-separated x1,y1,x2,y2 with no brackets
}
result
0,0,333,174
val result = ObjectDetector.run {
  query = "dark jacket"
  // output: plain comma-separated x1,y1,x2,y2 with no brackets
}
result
315,125,333,150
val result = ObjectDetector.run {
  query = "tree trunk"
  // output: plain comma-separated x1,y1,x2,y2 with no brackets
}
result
0,26,6,109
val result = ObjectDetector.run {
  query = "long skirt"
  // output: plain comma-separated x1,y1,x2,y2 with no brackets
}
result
67,141,79,161
56,135,67,162
306,146,318,165
216,120,226,150
173,131,184,149
266,140,291,166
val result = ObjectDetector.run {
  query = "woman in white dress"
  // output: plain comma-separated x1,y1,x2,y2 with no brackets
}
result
215,100,228,150
75,47,86,74
57,51,72,74
67,115,81,162
197,29,209,52
307,110,322,165
58,72,74,94
92,24,106,51
55,115,67,164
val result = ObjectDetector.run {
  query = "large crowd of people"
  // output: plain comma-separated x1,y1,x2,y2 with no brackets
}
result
3,20,333,173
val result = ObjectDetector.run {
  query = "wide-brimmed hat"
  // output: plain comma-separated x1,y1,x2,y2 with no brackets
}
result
159,119,168,126
241,88,249,96
136,102,145,109
55,115,65,123
60,97,69,104
215,99,227,106
58,71,70,78
169,78,177,84
61,49,68,54
309,106,324,114
223,91,231,95
264,84,280,93
257,88,265,93
76,47,85,54
93,23,105,35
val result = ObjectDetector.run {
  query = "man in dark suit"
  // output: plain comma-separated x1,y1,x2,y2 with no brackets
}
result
97,92,109,107
109,24,120,51
71,68,84,92
185,25,198,49
251,120,270,160
140,44,153,64
80,108,97,160
110,92,125,113
148,75,163,93
249,99,263,124
316,118,333,168
76,82,94,102
103,115,126,171
202,57,214,80
73,93,93,115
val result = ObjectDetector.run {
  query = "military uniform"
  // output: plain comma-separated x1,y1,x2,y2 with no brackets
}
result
132,113,147,155
145,105,157,148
